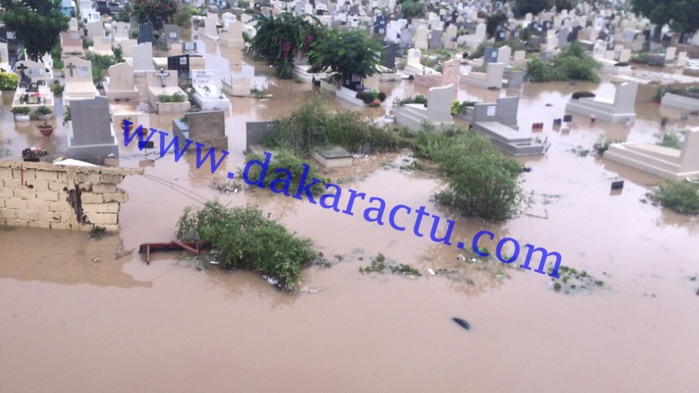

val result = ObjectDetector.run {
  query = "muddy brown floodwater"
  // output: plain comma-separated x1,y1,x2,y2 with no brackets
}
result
2,45,699,392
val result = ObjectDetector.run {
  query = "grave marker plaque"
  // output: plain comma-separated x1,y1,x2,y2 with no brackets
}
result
167,54,191,79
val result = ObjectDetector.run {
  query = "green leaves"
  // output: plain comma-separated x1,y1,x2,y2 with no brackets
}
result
0,0,69,62
306,28,381,81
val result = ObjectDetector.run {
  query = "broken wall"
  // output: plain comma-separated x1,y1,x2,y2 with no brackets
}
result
0,161,143,232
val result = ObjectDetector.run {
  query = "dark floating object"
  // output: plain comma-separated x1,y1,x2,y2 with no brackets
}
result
572,91,596,99
611,180,624,190
521,166,532,172
138,241,209,264
452,317,471,330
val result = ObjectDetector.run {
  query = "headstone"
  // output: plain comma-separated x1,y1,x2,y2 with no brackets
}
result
415,25,428,50
665,47,677,61
120,39,137,57
164,24,180,43
67,96,118,159
429,29,443,49
381,43,397,69
677,51,688,67
497,45,511,67
93,36,113,54
61,31,83,53
182,41,198,53
167,54,191,79
132,42,155,71
86,21,104,39
559,27,570,48
138,22,154,44
106,62,138,99
205,14,219,38
188,111,228,151
618,48,631,63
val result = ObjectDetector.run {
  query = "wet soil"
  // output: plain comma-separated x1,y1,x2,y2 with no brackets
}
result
1,44,699,392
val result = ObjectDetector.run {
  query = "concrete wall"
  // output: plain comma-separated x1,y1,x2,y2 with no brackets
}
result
0,161,143,232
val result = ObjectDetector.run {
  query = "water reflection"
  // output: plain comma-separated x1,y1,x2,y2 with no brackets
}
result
0,227,151,288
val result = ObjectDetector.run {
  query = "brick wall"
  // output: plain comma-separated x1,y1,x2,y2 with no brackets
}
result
0,161,143,232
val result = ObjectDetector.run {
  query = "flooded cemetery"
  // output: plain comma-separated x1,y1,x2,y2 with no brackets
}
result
2,0,699,391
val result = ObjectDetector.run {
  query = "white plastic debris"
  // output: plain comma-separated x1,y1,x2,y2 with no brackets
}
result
427,268,436,276
456,255,466,261
209,260,220,265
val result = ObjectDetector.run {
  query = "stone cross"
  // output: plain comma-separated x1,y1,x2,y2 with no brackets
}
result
155,67,170,87
65,63,77,77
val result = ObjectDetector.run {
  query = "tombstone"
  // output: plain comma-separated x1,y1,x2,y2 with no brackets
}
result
513,50,526,62
497,45,511,67
220,19,244,48
168,54,191,79
205,14,219,39
665,47,677,62
381,43,397,69
86,21,104,39
414,25,428,50
444,24,458,49
0,42,7,64
484,46,498,65
106,62,139,100
68,17,79,31
132,42,155,72
604,50,615,60
67,96,118,158
429,29,444,49
182,41,198,53
677,51,688,67
93,36,113,55
60,31,83,54
188,111,228,151
563,114,572,122
164,24,180,43
138,22,154,44
495,29,506,42
399,28,413,48
120,39,137,57
618,48,631,63
559,27,570,48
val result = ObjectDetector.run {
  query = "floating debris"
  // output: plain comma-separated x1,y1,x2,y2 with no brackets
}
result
456,254,466,261
427,268,436,276
300,286,324,294
548,264,607,294
452,317,471,330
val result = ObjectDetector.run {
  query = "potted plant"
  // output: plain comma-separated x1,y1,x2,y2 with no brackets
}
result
36,105,53,121
11,106,31,122
62,106,71,127
120,117,132,131
37,121,54,136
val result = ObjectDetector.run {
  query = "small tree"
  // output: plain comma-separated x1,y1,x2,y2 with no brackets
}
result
131,0,178,29
0,0,69,62
512,0,552,18
247,12,323,79
400,0,427,20
485,11,508,38
307,29,381,85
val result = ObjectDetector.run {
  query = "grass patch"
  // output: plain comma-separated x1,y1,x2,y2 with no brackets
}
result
652,180,699,215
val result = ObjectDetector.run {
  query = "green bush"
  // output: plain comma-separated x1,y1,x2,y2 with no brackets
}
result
36,105,53,115
525,42,602,82
657,131,684,150
243,148,329,196
0,72,18,90
653,181,699,215
411,125,528,221
158,92,186,102
260,94,410,155
11,106,31,115
377,91,387,102
395,94,428,106
176,202,322,292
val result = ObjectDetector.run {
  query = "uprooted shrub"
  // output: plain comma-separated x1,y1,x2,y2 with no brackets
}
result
176,202,323,291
